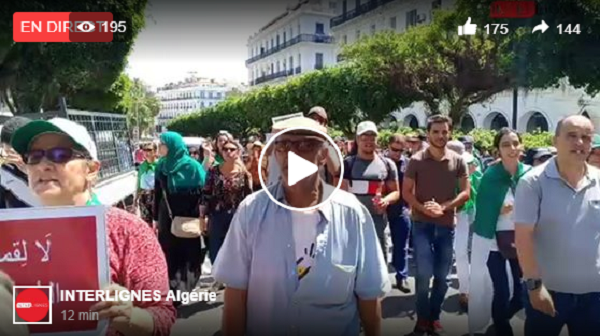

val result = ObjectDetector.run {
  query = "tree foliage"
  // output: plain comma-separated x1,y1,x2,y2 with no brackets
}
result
455,0,600,95
168,65,411,137
0,0,148,114
342,10,516,124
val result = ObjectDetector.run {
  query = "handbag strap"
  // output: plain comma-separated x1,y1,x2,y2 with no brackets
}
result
159,175,174,220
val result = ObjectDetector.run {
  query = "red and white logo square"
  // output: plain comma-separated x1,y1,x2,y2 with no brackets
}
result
13,286,52,325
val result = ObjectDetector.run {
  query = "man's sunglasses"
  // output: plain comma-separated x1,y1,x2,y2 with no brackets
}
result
143,148,154,152
273,139,323,153
24,148,89,165
388,147,403,153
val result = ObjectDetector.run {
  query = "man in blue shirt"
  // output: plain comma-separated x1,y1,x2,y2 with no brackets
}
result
213,117,390,336
385,134,412,293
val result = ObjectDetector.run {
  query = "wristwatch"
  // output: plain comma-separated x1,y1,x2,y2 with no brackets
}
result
525,278,543,291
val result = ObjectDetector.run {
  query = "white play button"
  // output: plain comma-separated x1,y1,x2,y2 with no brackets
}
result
287,151,318,186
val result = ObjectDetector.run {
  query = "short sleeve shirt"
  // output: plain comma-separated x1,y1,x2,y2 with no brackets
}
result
404,149,467,226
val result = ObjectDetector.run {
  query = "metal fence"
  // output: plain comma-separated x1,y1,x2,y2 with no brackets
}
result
66,110,135,181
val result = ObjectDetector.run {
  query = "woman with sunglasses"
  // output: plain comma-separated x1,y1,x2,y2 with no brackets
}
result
153,132,206,303
200,138,252,289
10,118,176,336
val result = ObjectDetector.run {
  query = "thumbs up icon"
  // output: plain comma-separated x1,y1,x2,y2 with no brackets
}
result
458,17,477,35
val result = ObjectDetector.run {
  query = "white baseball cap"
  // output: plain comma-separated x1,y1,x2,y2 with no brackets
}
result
11,118,98,160
356,121,378,135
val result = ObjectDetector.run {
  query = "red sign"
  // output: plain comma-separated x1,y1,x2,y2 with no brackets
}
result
1,207,109,334
490,1,536,18
13,12,115,42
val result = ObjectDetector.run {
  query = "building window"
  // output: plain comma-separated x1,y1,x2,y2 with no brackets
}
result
432,0,442,10
290,27,293,37
283,59,287,70
390,16,397,29
298,23,301,34
276,61,280,72
276,35,280,46
283,31,287,42
271,38,274,48
316,23,325,34
315,53,324,70
406,9,418,28
356,29,360,39
329,1,336,10
343,34,347,44
370,24,376,35
289,56,294,69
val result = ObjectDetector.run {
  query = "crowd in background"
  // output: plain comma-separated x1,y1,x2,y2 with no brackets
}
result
1,109,600,336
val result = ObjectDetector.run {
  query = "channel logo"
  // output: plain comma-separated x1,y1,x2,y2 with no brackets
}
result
13,12,115,42
13,286,52,325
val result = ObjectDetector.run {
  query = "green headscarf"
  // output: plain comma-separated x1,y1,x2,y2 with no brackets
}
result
473,161,531,239
157,132,206,192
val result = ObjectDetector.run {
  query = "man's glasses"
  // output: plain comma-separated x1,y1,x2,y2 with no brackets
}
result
388,147,403,153
143,148,154,152
24,148,88,165
273,139,324,153
189,151,199,155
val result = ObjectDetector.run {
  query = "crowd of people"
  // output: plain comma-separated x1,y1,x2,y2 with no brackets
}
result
0,108,599,336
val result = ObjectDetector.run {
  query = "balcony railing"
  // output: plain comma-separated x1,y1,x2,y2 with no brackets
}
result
251,68,297,86
246,34,334,65
330,0,396,28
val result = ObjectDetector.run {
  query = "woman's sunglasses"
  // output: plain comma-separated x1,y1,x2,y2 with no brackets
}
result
24,148,89,165
222,147,238,153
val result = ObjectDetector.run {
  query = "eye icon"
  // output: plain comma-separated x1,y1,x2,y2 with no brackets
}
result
76,21,95,32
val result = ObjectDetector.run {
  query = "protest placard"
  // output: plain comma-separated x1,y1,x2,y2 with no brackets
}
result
0,206,109,336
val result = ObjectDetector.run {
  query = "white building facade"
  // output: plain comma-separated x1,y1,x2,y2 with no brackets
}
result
246,0,337,87
155,76,231,130
330,0,600,133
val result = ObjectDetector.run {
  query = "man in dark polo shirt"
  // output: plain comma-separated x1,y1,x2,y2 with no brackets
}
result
402,115,470,336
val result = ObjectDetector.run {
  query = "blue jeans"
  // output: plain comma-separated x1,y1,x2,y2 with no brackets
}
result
388,212,411,281
412,221,455,321
487,251,524,336
525,291,600,336
208,210,234,264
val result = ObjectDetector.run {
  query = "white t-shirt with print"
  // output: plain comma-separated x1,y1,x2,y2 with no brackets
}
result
291,210,320,280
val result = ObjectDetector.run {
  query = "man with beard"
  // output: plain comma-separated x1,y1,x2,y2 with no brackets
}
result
402,115,470,336
339,121,400,262
0,116,40,208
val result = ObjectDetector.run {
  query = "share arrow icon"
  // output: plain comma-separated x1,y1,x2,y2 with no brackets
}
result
532,20,549,33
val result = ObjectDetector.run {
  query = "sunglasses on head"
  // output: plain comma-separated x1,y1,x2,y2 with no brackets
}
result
24,148,89,165
143,148,154,152
273,138,324,153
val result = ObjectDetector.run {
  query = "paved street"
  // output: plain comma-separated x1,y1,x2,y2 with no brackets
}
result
170,261,532,336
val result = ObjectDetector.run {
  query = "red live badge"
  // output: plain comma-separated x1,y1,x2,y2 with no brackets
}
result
490,1,536,18
13,12,114,42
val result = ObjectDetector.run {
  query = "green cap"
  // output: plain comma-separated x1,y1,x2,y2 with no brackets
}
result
11,118,98,160
592,134,600,149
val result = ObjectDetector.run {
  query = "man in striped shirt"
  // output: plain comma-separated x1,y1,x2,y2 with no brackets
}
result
338,121,400,262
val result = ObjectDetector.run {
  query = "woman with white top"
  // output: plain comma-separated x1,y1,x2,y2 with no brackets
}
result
469,128,531,336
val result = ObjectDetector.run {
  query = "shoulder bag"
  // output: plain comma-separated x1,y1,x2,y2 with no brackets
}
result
160,182,202,239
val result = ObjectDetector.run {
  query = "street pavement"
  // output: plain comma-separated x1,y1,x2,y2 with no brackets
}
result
169,260,548,336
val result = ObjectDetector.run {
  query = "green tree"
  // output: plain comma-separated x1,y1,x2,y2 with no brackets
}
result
0,0,148,114
454,0,600,94
127,78,160,138
343,10,516,124
169,65,412,137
